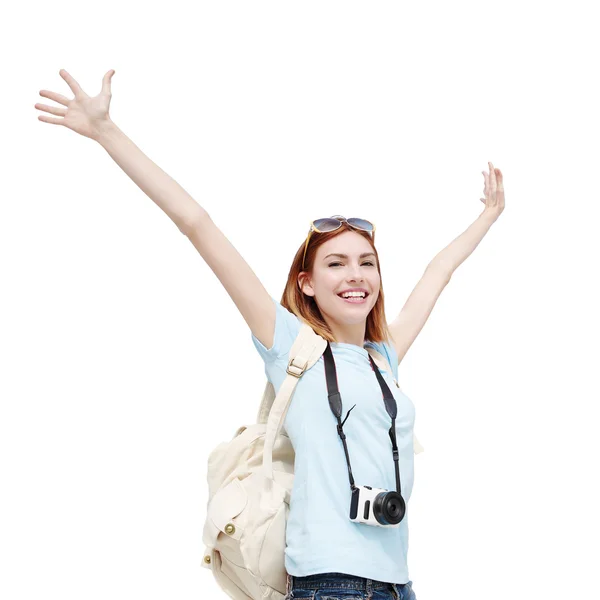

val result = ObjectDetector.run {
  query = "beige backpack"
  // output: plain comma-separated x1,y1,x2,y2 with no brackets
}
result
200,323,424,600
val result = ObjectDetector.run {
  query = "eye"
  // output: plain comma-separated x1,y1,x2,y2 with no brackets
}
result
328,261,375,267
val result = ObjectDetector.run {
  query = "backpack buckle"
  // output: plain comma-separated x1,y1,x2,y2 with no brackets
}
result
286,355,309,377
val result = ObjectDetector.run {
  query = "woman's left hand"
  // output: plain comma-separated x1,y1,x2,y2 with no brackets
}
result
480,161,505,218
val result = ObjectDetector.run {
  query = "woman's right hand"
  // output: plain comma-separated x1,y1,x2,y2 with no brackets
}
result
35,69,116,141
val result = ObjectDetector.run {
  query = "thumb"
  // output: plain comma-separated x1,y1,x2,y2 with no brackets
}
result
102,69,115,95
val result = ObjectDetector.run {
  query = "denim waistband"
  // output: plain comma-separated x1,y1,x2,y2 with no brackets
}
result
289,571,410,592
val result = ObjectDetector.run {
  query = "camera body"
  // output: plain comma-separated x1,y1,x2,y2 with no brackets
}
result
349,484,406,527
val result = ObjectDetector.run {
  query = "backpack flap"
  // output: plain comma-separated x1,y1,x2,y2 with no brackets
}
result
202,477,248,549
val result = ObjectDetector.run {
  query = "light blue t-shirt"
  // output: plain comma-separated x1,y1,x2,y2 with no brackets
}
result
251,296,416,585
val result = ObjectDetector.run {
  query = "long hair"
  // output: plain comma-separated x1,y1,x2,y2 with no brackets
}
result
279,222,393,345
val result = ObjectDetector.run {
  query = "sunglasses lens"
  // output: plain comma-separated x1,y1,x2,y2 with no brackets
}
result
313,218,342,232
347,218,374,231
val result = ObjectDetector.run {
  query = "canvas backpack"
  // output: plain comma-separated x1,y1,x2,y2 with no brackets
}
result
200,322,424,600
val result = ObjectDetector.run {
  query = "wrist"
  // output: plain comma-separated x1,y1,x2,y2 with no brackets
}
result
481,208,501,223
92,118,120,146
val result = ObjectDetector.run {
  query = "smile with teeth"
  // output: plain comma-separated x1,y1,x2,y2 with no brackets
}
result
337,291,368,304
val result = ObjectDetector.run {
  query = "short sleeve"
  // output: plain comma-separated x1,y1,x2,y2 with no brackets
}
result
366,338,399,381
251,295,303,363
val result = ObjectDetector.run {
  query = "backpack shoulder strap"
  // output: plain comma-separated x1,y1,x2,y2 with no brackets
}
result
256,323,326,425
261,323,328,480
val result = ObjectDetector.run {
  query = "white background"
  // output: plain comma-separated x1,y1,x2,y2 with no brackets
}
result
2,1,599,599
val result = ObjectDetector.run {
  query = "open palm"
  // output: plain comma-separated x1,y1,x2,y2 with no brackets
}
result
35,69,115,140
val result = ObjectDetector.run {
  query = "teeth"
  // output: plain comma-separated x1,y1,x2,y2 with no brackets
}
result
341,292,365,298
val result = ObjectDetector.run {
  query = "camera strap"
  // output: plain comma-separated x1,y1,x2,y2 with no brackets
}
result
323,341,402,495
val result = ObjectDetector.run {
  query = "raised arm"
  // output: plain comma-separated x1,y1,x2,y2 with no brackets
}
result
36,69,277,349
388,264,450,365
95,119,204,233
388,163,505,366
36,69,204,232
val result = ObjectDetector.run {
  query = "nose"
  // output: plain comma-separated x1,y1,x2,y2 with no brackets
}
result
347,267,364,282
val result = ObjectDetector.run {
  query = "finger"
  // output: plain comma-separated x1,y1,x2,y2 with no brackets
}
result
495,168,504,190
482,170,489,195
101,69,115,95
34,102,67,117
495,168,505,205
39,89,71,107
59,69,85,98
488,161,496,190
37,114,65,125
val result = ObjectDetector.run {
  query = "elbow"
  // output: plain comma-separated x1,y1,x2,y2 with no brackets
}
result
428,260,452,281
180,209,211,237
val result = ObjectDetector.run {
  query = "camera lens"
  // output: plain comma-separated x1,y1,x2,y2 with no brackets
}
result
373,491,406,525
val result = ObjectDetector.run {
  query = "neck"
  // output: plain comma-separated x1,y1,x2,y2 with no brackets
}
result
328,321,367,347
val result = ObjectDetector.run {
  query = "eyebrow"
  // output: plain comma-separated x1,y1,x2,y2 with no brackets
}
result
323,252,376,260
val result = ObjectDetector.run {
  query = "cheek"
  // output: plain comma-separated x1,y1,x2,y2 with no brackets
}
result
322,272,341,286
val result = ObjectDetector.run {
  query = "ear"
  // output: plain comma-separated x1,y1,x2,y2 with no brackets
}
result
297,272,315,297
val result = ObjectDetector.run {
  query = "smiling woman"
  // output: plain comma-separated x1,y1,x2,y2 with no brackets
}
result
35,68,505,600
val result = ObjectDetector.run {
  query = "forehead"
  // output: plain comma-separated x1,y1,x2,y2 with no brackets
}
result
316,230,375,259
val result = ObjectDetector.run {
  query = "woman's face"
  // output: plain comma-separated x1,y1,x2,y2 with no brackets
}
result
298,230,381,326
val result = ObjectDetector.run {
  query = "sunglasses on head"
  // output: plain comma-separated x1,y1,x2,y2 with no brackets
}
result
302,215,376,270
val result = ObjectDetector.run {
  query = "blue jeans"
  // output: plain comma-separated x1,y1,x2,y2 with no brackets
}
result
285,571,416,600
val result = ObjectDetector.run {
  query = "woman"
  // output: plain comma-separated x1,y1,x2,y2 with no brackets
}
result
35,69,505,600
